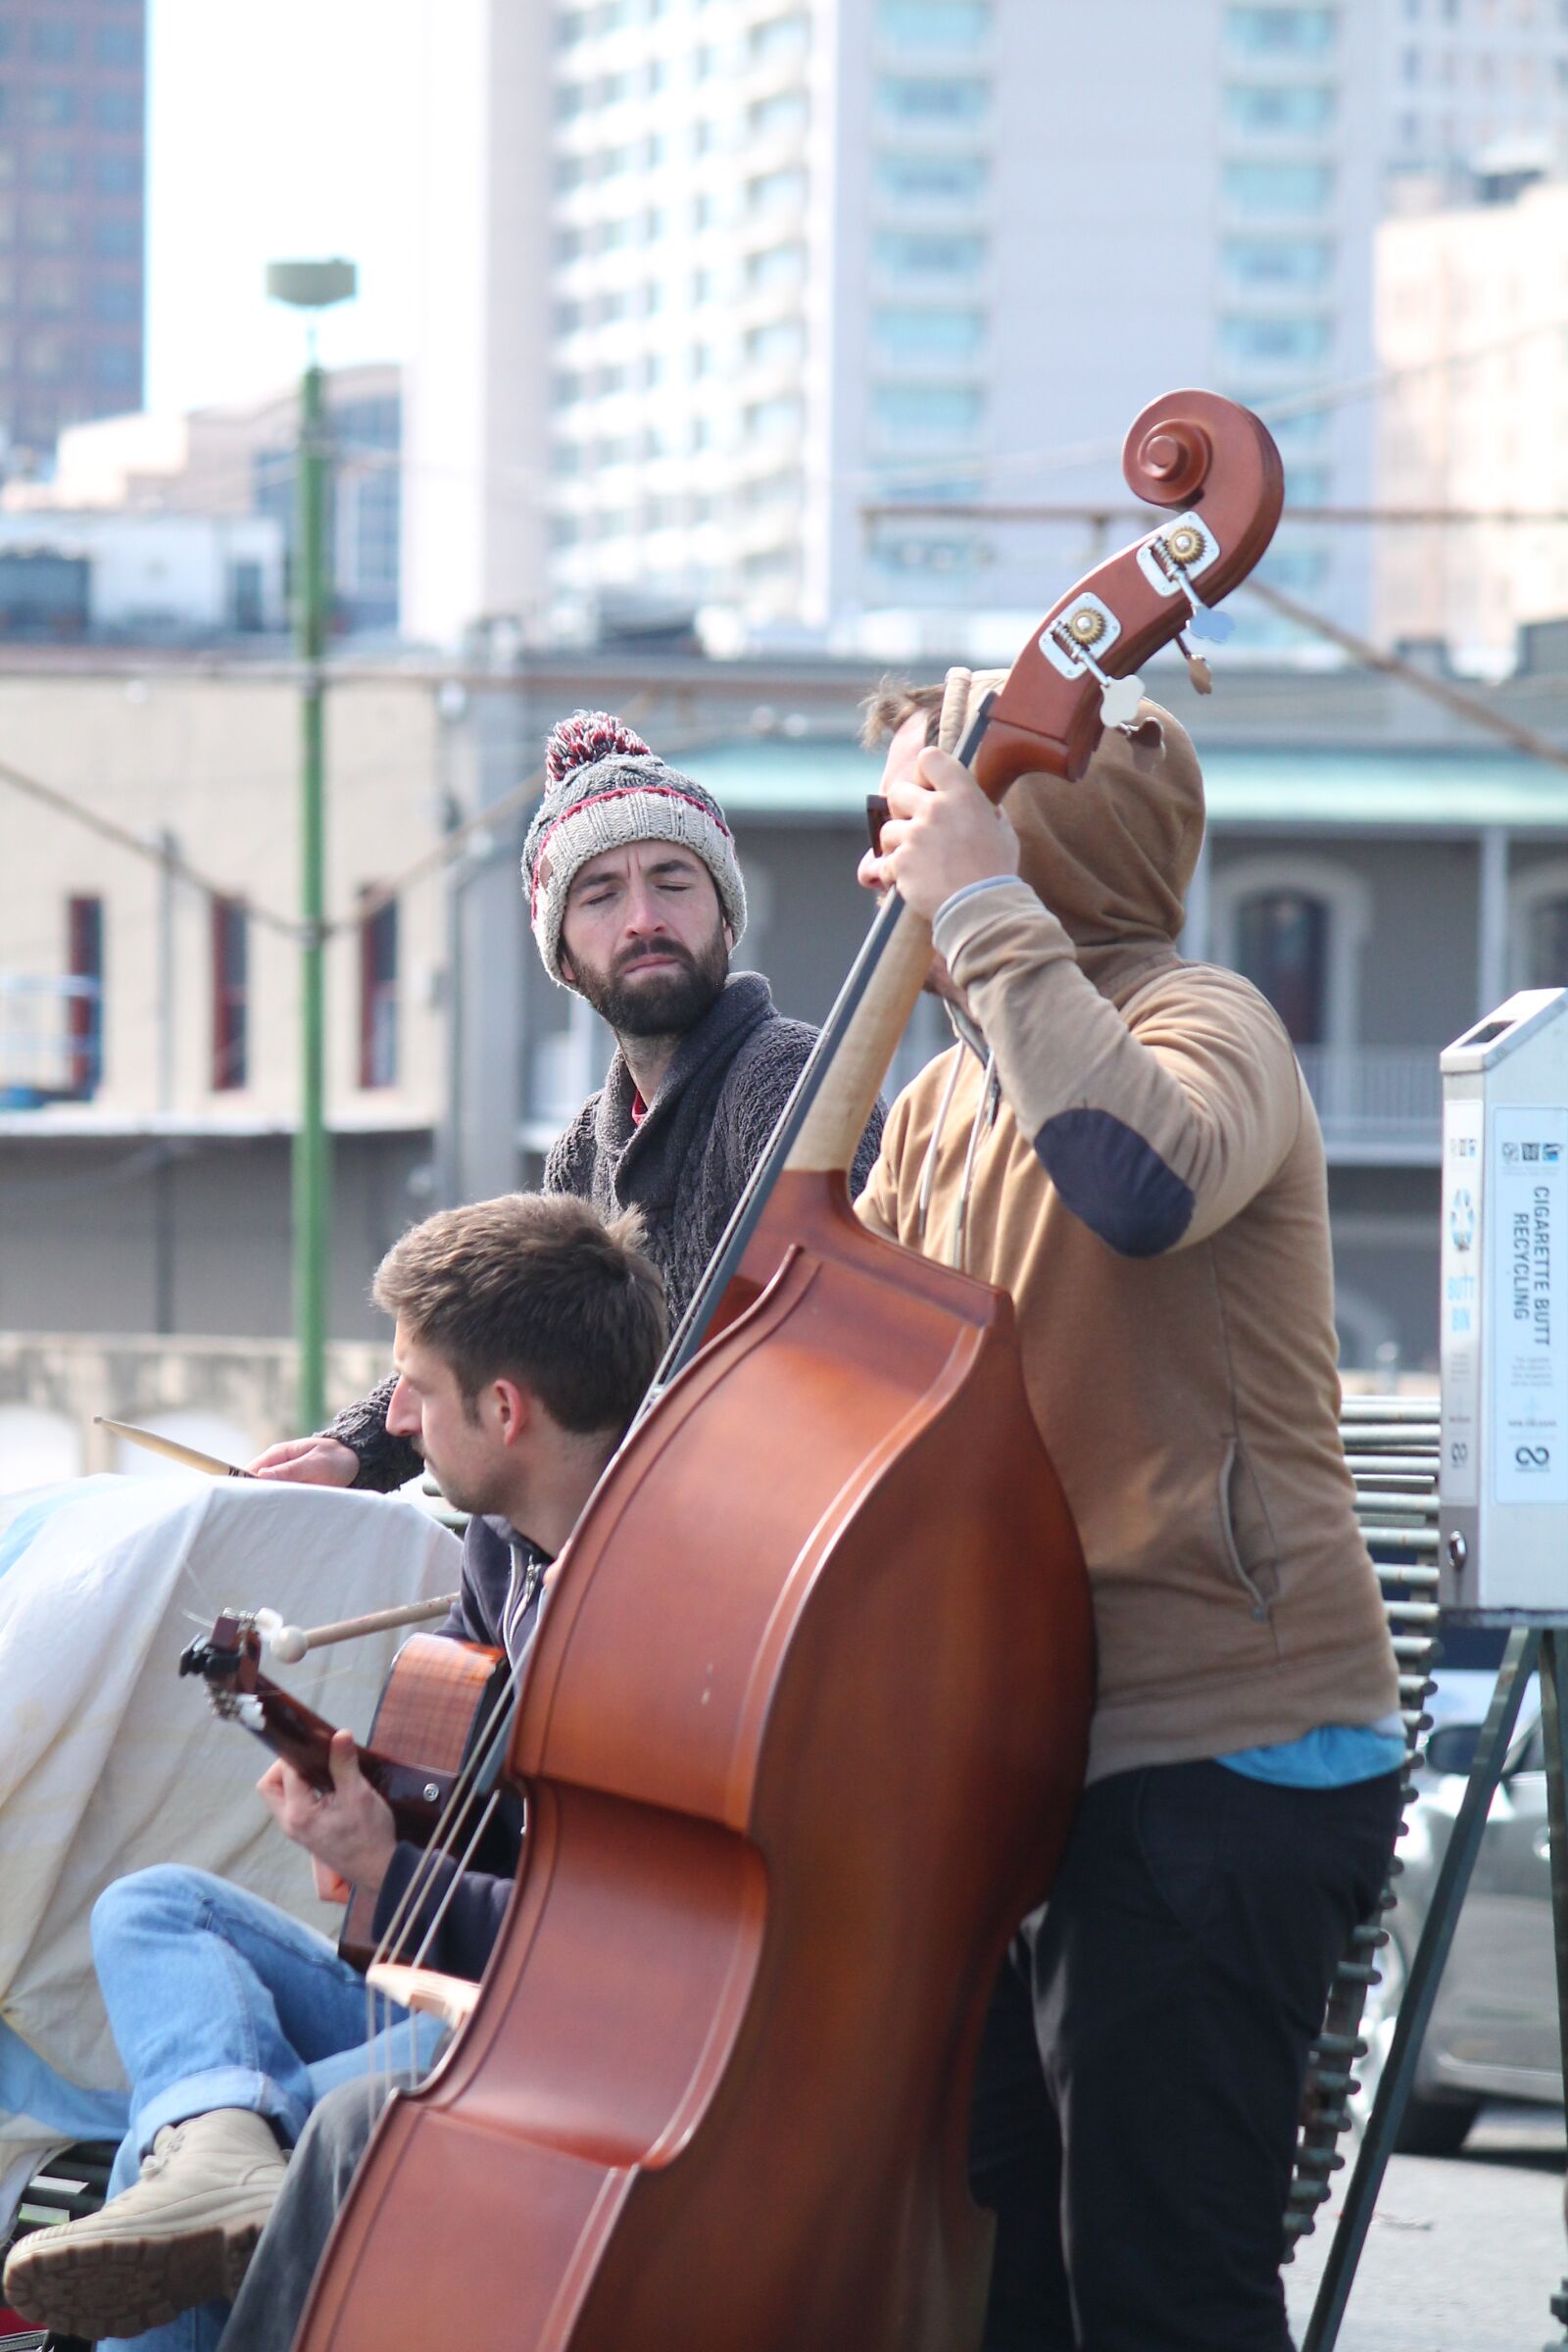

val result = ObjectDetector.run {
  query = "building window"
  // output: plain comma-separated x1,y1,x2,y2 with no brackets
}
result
30,24,76,62
746,241,804,288
748,14,808,62
93,278,138,322
24,332,66,377
1509,861,1568,991
94,215,141,259
1222,82,1336,131
29,150,75,191
27,86,77,129
1222,161,1335,211
749,89,808,136
1213,855,1370,1052
95,156,139,196
1223,7,1338,55
94,89,141,133
877,0,992,41
745,317,804,365
873,380,985,436
27,262,76,316
96,24,143,67
744,391,804,438
94,339,138,386
874,152,989,203
211,897,248,1091
1233,890,1329,1044
1525,894,1568,987
873,305,986,359
876,74,989,121
67,894,103,1098
359,896,398,1089
27,200,75,250
875,230,988,276
747,167,806,213
1218,313,1332,364
1221,236,1334,289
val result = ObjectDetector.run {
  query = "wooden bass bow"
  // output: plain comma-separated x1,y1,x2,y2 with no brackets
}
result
294,389,1282,2352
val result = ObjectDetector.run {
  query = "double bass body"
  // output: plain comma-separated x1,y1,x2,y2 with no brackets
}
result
296,1169,1092,2352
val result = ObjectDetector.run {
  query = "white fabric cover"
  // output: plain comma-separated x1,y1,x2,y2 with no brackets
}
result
0,1474,462,2230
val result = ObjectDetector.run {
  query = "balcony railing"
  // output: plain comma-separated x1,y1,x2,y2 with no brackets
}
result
0,974,101,1106
523,1031,1445,1165
1297,1046,1442,1157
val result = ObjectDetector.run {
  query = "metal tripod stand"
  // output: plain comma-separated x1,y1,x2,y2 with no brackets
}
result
1304,1626,1568,2351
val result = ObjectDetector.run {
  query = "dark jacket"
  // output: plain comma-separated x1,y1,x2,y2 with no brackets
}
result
327,971,884,1492
368,1513,546,1980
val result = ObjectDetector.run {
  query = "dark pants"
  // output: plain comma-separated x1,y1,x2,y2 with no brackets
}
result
217,2077,402,2352
967,1760,1403,2352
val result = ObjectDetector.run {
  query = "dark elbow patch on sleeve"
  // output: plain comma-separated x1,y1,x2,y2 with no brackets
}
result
1034,1108,1195,1256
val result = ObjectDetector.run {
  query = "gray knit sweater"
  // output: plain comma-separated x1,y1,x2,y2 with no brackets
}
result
327,972,884,1492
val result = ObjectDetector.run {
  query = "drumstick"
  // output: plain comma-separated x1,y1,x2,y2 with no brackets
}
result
95,1416,253,1478
262,1593,461,1662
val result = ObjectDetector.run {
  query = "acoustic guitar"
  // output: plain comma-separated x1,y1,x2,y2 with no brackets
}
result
179,1614,509,1970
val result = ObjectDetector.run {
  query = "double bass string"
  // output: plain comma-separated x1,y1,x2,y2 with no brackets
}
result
648,693,999,1405
352,700,1008,2114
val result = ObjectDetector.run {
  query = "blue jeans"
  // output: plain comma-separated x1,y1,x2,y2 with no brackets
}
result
89,1865,443,2352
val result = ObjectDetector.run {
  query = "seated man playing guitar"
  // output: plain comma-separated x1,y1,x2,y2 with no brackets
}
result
2,1192,664,2352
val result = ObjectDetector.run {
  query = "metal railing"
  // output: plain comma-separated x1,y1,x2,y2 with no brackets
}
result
0,973,101,1103
1285,1395,1442,2254
1297,1047,1442,1153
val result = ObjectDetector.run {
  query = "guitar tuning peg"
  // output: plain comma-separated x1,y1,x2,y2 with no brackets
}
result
1176,633,1213,696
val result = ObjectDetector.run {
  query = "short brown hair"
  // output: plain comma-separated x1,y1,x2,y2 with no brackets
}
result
372,1194,665,1436
859,678,944,752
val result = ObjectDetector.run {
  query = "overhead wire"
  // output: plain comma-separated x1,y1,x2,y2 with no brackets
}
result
1238,574,1568,781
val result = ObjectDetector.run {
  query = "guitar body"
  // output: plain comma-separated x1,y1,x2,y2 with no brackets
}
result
180,1622,509,1970
338,1636,511,1968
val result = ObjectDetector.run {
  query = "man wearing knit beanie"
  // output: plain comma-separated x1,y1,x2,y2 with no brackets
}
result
252,711,883,1494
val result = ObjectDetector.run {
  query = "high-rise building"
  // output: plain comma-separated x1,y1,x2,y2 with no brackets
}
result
0,0,146,469
403,0,1568,655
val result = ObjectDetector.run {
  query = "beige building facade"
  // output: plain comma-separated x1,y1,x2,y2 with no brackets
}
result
0,666,447,1132
1376,174,1568,668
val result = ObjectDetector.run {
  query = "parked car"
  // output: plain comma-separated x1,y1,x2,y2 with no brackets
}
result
1357,1692,1560,2154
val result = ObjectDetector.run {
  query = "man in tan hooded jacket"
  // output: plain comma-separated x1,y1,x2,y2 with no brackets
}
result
859,672,1401,2352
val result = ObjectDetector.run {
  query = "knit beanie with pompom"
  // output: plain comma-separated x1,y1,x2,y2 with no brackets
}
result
520,711,748,986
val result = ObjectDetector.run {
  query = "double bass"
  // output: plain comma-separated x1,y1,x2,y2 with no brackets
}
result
295,390,1283,2351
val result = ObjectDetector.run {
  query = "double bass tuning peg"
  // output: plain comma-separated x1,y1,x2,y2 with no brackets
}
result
1176,632,1213,697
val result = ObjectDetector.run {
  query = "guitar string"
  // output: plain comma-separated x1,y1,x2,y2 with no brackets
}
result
366,1544,544,1973
365,1674,527,2108
362,1643,537,2101
368,1785,507,2111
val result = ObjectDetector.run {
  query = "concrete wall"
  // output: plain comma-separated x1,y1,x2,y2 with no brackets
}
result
0,1133,427,1344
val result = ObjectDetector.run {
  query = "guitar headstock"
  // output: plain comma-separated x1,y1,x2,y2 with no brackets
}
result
967,388,1284,802
178,1611,263,1698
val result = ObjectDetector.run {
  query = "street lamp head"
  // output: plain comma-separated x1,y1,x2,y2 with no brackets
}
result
266,259,358,311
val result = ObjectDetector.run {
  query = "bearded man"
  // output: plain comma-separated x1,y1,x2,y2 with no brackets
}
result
253,711,882,1493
